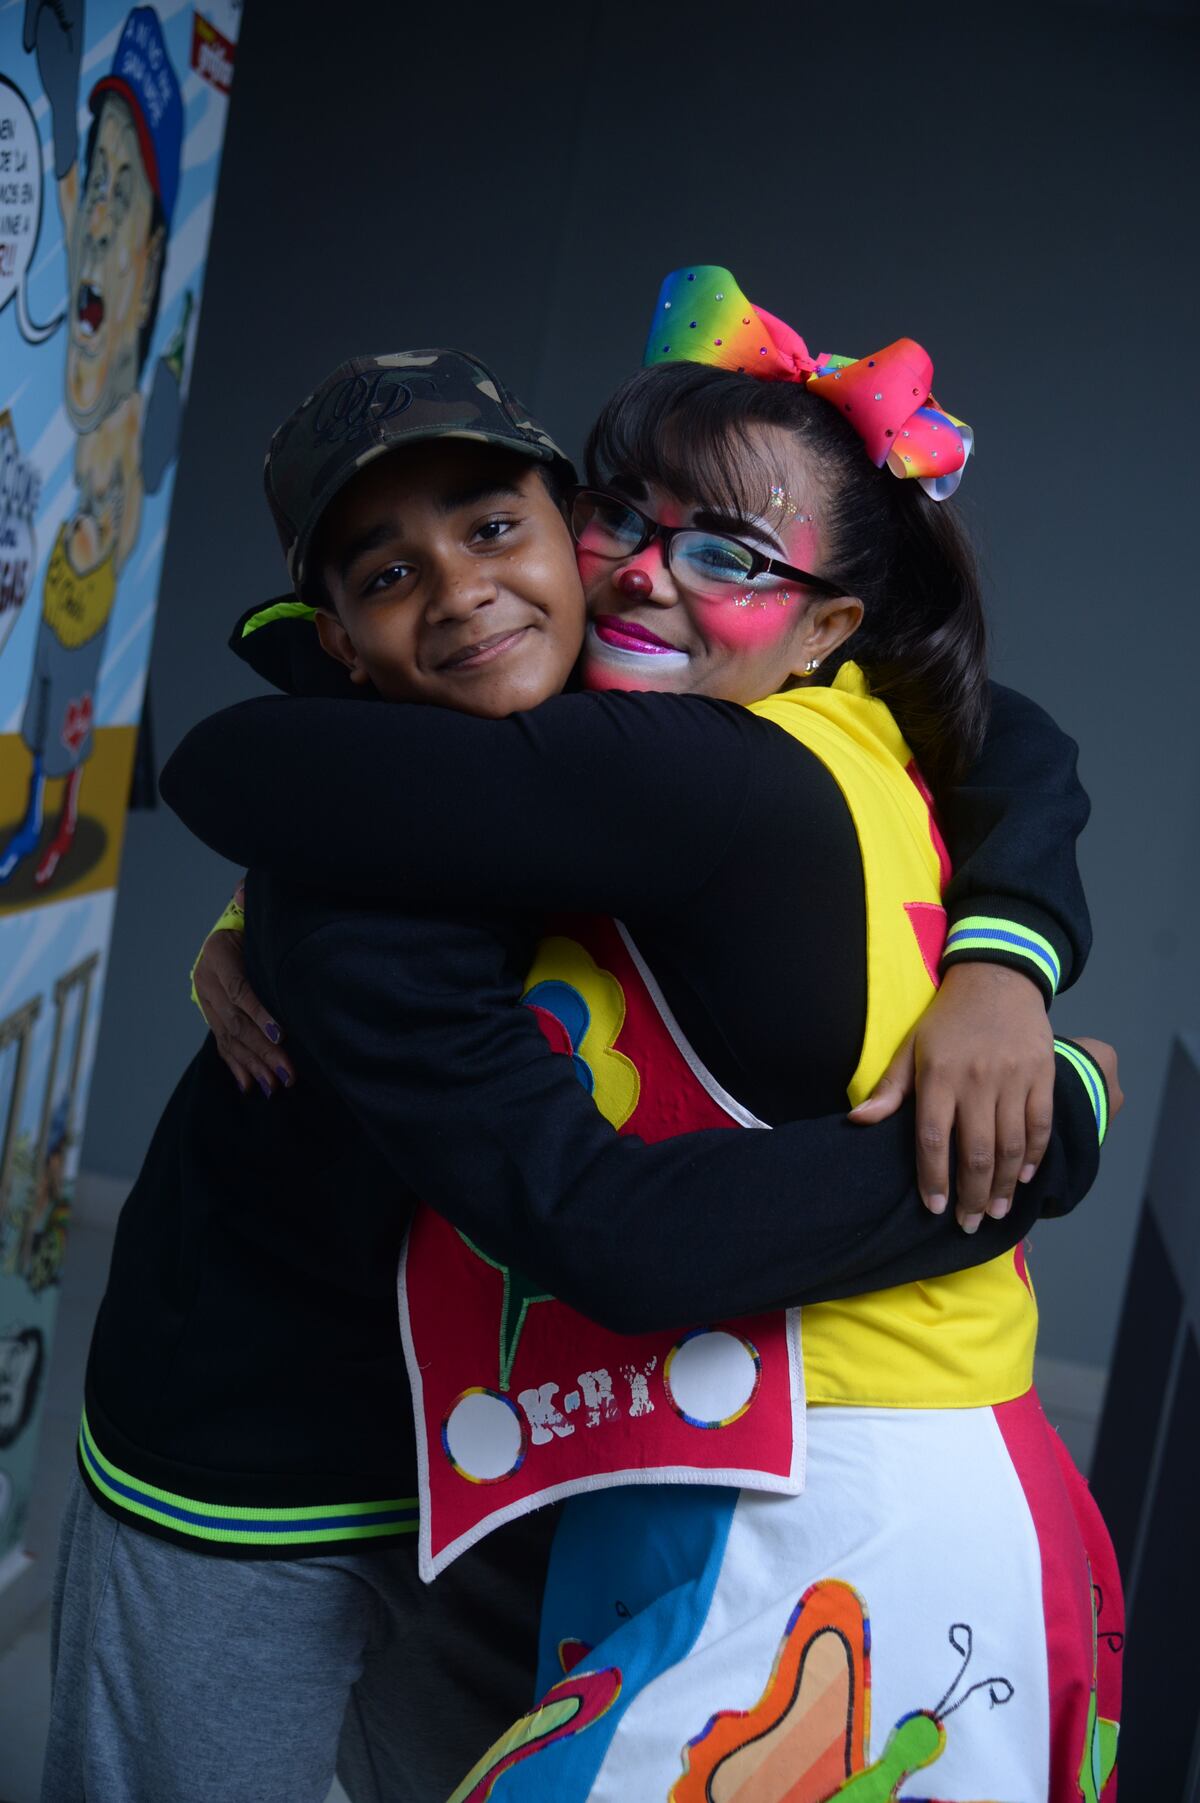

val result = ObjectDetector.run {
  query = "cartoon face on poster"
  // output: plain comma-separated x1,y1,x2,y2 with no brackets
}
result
0,0,240,1571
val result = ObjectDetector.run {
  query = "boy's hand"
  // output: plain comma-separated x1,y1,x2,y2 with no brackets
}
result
194,903,296,1097
849,963,1055,1230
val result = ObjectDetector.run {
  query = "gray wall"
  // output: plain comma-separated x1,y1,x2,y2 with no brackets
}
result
81,0,1200,1370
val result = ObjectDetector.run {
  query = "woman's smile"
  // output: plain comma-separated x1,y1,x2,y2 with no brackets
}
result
591,616,687,656
586,621,691,675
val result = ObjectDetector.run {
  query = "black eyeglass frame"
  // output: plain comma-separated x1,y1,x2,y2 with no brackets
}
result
568,487,849,600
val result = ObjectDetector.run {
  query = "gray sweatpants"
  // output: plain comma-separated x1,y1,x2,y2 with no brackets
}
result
41,1475,555,1803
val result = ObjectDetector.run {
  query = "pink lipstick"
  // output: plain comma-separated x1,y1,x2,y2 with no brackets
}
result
593,616,680,655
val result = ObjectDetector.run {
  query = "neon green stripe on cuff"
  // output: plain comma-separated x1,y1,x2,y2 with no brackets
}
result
943,916,1062,995
79,1411,418,1548
1053,1040,1109,1145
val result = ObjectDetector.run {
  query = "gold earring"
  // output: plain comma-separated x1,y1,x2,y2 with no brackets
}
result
804,658,821,675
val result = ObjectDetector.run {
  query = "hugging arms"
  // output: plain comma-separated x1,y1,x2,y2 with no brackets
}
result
165,663,1110,1330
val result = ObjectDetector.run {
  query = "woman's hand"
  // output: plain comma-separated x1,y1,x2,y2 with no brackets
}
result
193,891,296,1096
849,963,1055,1231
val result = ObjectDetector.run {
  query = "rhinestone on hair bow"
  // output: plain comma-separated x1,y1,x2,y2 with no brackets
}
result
643,266,973,501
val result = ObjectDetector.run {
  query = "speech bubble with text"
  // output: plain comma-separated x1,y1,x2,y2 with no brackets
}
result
0,73,64,345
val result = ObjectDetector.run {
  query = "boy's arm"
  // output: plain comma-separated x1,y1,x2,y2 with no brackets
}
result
165,683,1096,1226
162,686,1092,953
268,900,1108,1336
161,689,757,912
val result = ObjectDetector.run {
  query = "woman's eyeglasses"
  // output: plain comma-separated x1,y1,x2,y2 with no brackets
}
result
569,488,848,602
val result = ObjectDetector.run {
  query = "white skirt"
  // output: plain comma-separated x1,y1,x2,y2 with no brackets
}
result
447,1390,1122,1803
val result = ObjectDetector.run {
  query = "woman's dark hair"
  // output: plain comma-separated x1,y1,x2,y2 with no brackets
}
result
584,363,989,798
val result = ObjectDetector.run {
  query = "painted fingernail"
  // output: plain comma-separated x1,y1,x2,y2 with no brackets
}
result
1019,1163,1036,1184
275,1065,292,1088
988,1197,1011,1219
961,1214,982,1234
264,1022,282,1044
257,1075,272,1098
927,1194,948,1215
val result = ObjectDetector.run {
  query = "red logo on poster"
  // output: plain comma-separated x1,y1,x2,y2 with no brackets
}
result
61,694,92,754
191,14,235,93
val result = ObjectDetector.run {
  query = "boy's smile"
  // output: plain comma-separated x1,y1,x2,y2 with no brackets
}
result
311,440,584,718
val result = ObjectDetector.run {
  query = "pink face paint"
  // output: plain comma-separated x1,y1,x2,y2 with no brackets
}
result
697,511,822,651
575,484,827,685
575,546,610,592
697,586,806,650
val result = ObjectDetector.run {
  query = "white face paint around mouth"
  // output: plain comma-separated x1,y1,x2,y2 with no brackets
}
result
584,623,691,674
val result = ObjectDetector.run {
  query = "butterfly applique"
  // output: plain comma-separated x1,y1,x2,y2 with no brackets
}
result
671,1578,1013,1802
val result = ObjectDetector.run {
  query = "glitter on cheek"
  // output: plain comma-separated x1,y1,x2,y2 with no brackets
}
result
701,588,804,651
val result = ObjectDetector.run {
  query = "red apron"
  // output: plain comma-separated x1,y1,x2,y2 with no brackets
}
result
399,916,804,1581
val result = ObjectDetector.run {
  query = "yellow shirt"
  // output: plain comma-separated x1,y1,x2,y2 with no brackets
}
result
750,666,1036,1407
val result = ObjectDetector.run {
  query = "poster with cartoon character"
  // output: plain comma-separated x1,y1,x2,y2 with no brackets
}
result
0,0,239,1579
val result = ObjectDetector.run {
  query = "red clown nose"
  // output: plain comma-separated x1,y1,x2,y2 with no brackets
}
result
615,567,653,599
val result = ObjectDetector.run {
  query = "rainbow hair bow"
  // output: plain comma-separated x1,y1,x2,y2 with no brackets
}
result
643,266,973,501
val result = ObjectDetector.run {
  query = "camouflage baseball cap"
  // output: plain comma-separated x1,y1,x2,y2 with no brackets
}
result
264,349,575,598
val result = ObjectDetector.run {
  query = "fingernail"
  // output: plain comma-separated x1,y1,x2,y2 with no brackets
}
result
961,1214,981,1235
235,1079,249,1097
257,1075,272,1098
988,1197,1011,1219
275,1065,292,1088
927,1194,947,1215
1019,1163,1036,1184
264,1022,282,1045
